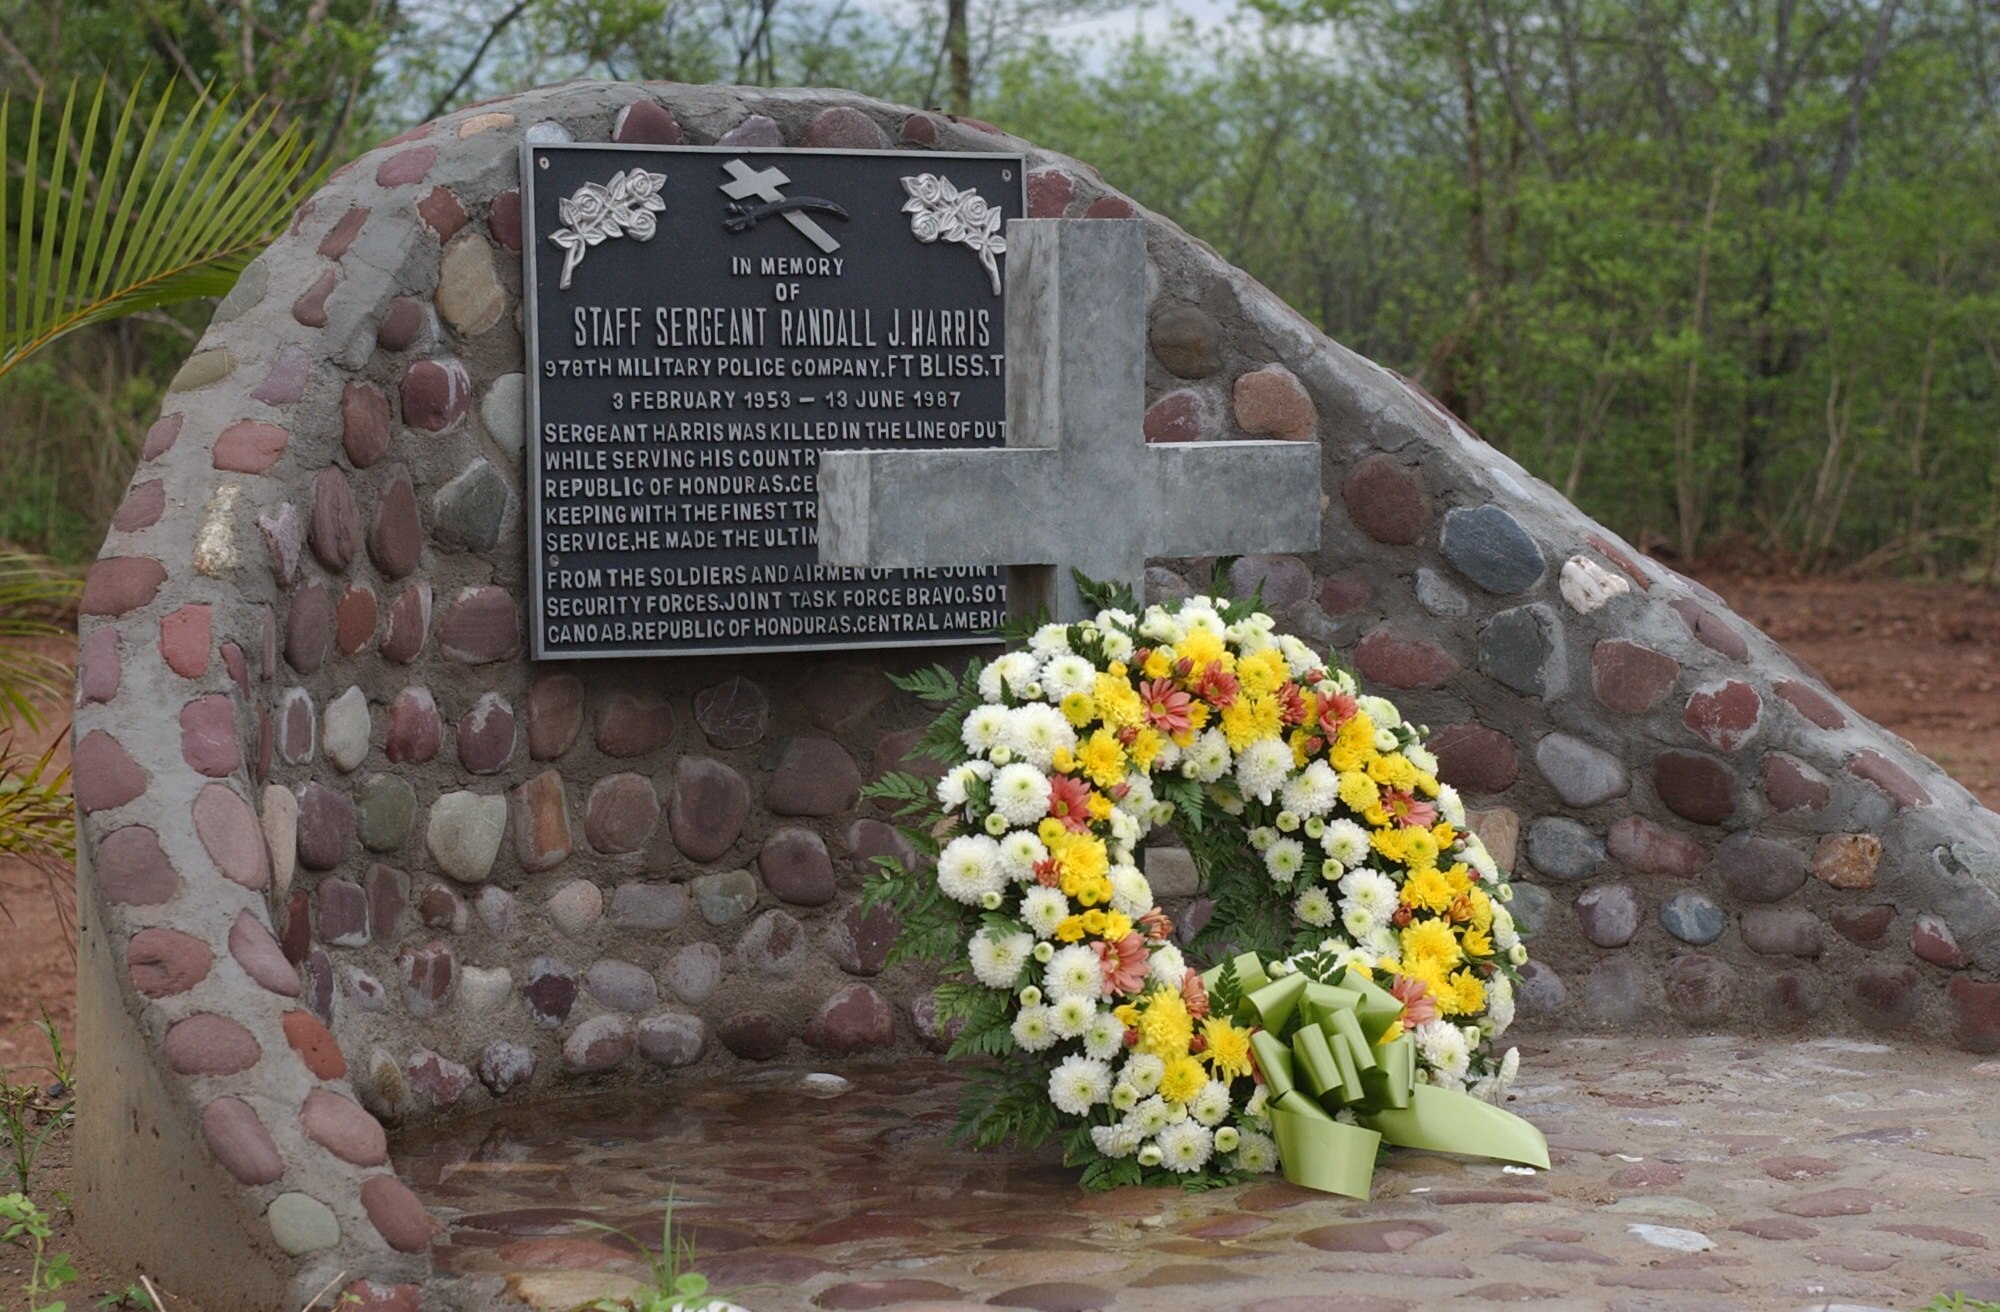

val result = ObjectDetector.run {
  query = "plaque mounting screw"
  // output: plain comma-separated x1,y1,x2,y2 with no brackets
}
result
1002,169,1013,181
539,156,550,169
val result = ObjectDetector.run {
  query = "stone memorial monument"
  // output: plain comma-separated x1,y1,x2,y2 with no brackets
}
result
65,81,2000,1310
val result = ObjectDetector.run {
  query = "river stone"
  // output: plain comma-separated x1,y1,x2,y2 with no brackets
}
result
458,965,512,1015
436,232,506,335
1653,751,1739,826
323,686,370,773
523,957,579,1027
1149,304,1222,378
426,791,506,883
586,959,660,1012
585,773,660,854
1660,891,1728,945
1574,883,1641,947
1664,955,1737,1024
549,879,605,936
478,1041,535,1095
1740,907,1824,957
609,881,688,931
1516,960,1567,1016
1710,835,1807,903
1527,817,1604,882
1814,834,1882,889
1414,568,1467,616
737,909,809,975
1606,816,1705,877
637,1013,707,1068
768,737,863,816
806,984,897,1055
433,460,509,552
694,869,758,925
1507,880,1552,937
1442,504,1545,594
526,672,584,759
295,783,352,872
1480,604,1568,698
562,1016,634,1073
694,676,769,748
481,373,526,460
474,885,516,939
758,827,838,905
267,1192,340,1256
669,757,748,862
1592,639,1679,713
1534,733,1629,807
663,942,723,1003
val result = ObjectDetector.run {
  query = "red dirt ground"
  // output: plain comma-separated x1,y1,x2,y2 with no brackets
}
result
2,571,1998,1306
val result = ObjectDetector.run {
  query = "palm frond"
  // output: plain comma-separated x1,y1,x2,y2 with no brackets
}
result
0,554,78,731
0,76,326,382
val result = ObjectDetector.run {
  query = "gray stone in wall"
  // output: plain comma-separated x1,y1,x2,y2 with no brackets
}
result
1414,569,1468,617
1534,734,1629,808
1480,604,1569,699
1527,817,1604,882
1441,505,1546,595
1660,891,1728,946
694,869,758,925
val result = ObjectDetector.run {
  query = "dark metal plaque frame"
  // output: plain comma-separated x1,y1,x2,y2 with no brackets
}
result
521,141,1025,660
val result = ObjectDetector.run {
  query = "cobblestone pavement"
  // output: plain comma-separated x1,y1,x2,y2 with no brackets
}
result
396,1035,2000,1312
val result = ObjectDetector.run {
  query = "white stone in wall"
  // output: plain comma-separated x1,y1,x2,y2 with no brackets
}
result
426,791,507,883
323,686,371,773
459,965,513,1016
1560,555,1632,614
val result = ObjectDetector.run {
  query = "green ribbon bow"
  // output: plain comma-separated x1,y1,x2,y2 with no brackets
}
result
1201,952,1550,1199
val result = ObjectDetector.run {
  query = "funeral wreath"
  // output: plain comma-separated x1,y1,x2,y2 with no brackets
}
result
863,583,1549,1196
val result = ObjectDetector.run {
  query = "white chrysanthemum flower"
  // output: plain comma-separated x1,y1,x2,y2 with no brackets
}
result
1109,866,1153,919
1322,819,1371,868
1004,703,1075,770
1265,837,1306,883
1126,1093,1171,1137
1107,810,1143,848
937,759,994,813
1436,782,1465,827
991,762,1052,828
1185,728,1231,783
1122,1053,1165,1096
1465,837,1500,883
1090,1122,1142,1158
1052,993,1097,1039
1152,738,1182,771
1084,1010,1127,1060
969,929,1033,989
1048,1054,1112,1115
1020,885,1069,937
1000,651,1043,698
962,705,1010,753
1180,607,1225,638
1493,905,1520,951
1029,623,1073,657
1190,1080,1233,1127
936,835,1006,905
1281,760,1340,817
1364,927,1400,960
1010,1004,1058,1053
1358,694,1400,726
1046,944,1106,1001
1338,867,1399,920
1373,726,1400,752
1100,629,1134,661
1040,653,1097,701
1486,971,1516,1033
1147,943,1187,991
1341,905,1377,939
1117,772,1158,817
1231,1128,1280,1174
1156,1120,1214,1174
1414,1020,1472,1084
1294,887,1336,928
1235,739,1293,804
1317,943,1378,977
1405,743,1438,775
1243,1085,1270,1124
999,831,1050,883
1279,634,1320,677
1138,609,1183,644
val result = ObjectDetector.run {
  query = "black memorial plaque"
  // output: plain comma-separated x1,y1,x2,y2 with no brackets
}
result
522,142,1023,658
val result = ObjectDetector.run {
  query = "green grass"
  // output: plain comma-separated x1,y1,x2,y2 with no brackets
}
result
1916,1296,2000,1312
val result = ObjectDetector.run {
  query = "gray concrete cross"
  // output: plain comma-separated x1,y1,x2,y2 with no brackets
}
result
816,219,1323,622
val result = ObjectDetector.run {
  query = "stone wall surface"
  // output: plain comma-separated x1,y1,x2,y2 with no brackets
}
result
70,80,2000,1308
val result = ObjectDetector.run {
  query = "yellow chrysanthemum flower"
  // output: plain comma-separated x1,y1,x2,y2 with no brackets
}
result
1092,674,1145,730
1221,693,1283,751
1060,692,1097,727
1128,726,1165,771
1055,915,1088,943
1431,821,1457,850
1178,628,1226,670
1400,917,1464,972
1338,770,1380,814
1238,648,1288,697
1101,910,1134,942
1135,989,1194,1061
1076,728,1128,787
1142,648,1175,680
1401,866,1455,914
1201,1017,1255,1080
1446,968,1487,1016
1087,792,1114,821
1458,926,1493,958
1401,827,1440,870
1413,771,1441,798
1160,1054,1207,1103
